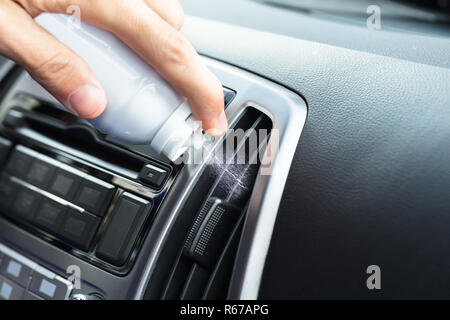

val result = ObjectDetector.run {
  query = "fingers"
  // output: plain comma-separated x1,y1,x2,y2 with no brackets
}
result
103,2,228,134
0,0,107,118
11,0,227,134
143,0,184,30
16,0,185,30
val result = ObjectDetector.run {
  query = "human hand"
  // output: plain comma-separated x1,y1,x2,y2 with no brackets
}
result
0,0,227,135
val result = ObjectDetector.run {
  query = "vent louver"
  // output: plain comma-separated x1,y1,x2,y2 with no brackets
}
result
144,107,272,300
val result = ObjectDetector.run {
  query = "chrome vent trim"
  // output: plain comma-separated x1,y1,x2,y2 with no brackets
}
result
133,57,307,300
159,107,272,299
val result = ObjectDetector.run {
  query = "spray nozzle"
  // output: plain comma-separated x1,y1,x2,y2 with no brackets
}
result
191,129,215,150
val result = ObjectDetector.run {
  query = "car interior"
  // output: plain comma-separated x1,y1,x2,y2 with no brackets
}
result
0,0,449,301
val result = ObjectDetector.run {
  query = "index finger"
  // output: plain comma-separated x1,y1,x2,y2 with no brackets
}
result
109,3,228,135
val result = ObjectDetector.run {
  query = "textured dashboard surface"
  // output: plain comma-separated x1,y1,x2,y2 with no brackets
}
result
182,0,450,68
181,10,450,298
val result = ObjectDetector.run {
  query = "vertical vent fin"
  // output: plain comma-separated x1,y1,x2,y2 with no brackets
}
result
157,107,273,300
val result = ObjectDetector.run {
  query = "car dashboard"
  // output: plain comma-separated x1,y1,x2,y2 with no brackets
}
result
1,0,450,301
0,55,306,300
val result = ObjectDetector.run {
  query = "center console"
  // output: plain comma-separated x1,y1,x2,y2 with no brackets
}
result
0,57,307,299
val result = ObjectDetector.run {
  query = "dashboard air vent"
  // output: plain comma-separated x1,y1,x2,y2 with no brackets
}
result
150,107,272,300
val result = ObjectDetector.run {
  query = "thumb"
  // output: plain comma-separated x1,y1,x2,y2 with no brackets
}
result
3,7,106,119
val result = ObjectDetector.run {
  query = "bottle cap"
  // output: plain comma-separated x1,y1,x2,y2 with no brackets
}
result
151,100,203,161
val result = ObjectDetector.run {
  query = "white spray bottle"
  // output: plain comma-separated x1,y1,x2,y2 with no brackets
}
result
35,13,207,161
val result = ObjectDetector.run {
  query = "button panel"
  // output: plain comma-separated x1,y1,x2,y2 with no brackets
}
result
4,149,33,179
0,173,17,209
0,256,32,287
0,136,12,166
74,176,115,217
0,143,162,271
12,188,42,221
0,244,72,300
58,209,101,251
96,193,152,266
48,168,81,201
138,164,168,189
29,272,69,300
0,146,114,252
33,199,67,235
0,275,25,300
25,159,56,189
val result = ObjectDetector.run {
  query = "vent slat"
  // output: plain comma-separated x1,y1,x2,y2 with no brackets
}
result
179,264,210,300
161,252,192,299
202,213,245,299
152,107,273,300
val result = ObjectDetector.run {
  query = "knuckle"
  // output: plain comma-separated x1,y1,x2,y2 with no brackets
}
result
34,53,70,76
15,0,67,17
31,52,78,88
161,31,192,67
16,0,46,16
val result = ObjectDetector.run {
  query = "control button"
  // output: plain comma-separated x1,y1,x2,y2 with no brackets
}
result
0,174,17,209
33,199,67,235
25,159,56,189
29,274,68,300
139,164,168,189
0,137,13,166
48,168,82,201
59,209,100,251
4,149,33,179
223,87,236,108
11,188,42,221
0,275,25,300
96,193,152,266
74,176,115,217
24,291,43,300
0,256,32,287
